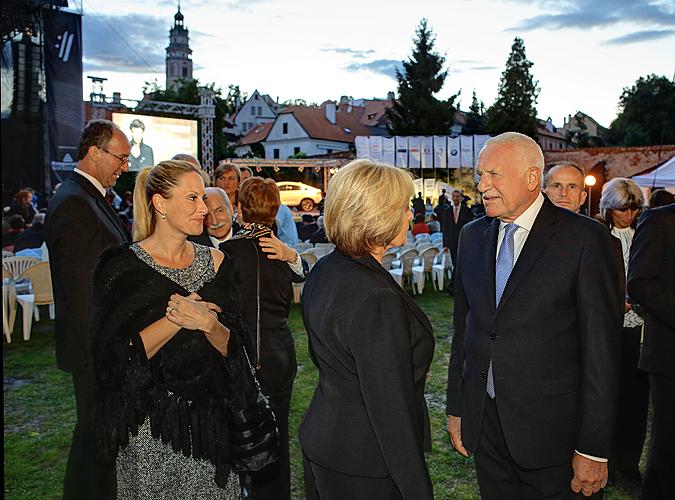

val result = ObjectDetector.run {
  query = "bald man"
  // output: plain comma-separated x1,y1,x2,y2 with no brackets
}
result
543,162,588,213
446,132,621,498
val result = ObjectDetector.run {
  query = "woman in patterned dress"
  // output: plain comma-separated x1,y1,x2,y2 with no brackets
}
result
90,160,257,499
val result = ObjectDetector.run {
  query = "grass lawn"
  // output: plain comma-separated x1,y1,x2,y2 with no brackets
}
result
4,291,643,499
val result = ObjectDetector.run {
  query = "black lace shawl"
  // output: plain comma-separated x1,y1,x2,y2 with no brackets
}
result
89,243,256,486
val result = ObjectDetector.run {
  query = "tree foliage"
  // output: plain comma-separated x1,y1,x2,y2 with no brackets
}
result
386,19,459,135
485,37,539,139
462,89,486,135
609,74,675,146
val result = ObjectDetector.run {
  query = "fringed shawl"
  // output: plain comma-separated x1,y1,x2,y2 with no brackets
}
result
90,243,256,487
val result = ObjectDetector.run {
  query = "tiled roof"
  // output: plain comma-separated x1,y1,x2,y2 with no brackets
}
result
279,103,371,143
239,121,273,145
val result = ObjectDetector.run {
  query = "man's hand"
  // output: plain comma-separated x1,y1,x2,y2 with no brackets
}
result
570,452,607,497
259,233,297,262
447,415,469,457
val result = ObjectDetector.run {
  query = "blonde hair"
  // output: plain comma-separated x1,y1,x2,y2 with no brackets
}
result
325,159,414,257
132,160,200,241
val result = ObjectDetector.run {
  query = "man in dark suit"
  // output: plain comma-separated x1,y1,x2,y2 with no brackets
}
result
446,132,621,498
442,189,474,271
45,120,130,499
627,203,675,500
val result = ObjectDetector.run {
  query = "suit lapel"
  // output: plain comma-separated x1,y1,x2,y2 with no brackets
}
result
73,174,128,242
494,198,557,315
483,218,499,313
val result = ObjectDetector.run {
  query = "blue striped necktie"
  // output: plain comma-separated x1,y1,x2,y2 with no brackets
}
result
487,223,518,399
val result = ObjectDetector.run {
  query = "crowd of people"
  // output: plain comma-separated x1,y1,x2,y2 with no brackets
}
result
3,119,673,500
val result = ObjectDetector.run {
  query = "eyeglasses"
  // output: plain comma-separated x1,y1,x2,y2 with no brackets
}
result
99,146,130,165
615,203,641,212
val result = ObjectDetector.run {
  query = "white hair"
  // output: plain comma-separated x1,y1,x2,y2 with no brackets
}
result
483,132,544,172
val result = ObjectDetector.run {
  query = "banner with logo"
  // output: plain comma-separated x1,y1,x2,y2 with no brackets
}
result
421,136,434,168
355,136,370,158
369,135,383,162
459,135,474,168
382,136,395,165
433,136,447,169
473,134,491,167
408,136,422,168
395,136,408,168
44,9,84,171
447,136,460,168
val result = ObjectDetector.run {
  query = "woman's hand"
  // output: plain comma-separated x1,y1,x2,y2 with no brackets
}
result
166,292,221,331
166,293,230,356
259,233,298,262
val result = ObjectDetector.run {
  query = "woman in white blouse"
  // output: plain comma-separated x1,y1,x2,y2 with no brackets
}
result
598,177,647,487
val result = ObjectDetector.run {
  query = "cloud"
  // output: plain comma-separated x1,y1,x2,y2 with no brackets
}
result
603,29,675,45
506,0,675,34
321,47,376,58
82,13,169,73
345,59,402,78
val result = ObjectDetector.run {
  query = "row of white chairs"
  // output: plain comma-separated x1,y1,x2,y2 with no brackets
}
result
2,256,54,343
291,243,336,303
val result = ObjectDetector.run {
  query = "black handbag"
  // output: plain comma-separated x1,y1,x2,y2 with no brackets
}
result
229,345,280,472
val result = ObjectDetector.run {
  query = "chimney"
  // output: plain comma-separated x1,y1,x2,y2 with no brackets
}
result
387,91,395,101
339,95,349,105
325,101,336,124
112,92,121,104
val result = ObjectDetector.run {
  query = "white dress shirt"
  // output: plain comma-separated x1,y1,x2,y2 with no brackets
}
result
74,168,106,197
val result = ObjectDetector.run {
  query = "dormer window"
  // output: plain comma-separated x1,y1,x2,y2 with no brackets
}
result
343,128,351,134
283,123,288,134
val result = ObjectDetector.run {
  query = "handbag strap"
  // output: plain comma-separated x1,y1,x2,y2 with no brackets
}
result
251,239,262,370
241,345,264,393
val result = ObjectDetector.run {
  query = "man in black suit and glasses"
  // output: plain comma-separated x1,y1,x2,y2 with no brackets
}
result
628,203,675,499
45,120,130,499
446,132,621,499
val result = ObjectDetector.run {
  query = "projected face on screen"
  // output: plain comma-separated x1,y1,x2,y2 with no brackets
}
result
112,112,199,172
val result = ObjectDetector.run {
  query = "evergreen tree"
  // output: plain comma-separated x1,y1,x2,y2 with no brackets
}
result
485,37,539,138
609,74,675,146
462,89,486,135
386,19,459,135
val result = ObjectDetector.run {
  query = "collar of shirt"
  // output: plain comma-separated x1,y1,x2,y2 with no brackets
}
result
496,191,545,262
74,168,106,198
209,227,233,247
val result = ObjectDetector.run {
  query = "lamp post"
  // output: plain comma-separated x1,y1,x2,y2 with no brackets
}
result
584,174,596,217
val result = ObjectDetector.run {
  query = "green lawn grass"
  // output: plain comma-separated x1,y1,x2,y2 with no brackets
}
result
4,291,642,499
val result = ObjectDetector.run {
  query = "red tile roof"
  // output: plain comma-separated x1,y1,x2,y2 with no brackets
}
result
279,103,371,143
239,121,273,145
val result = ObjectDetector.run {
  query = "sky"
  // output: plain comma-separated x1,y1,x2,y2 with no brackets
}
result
73,0,675,128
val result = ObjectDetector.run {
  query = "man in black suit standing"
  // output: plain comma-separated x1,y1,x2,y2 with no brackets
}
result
45,120,130,499
627,203,675,500
446,132,621,498
442,189,474,274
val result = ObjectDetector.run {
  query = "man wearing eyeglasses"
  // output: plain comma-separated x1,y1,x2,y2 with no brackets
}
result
45,119,130,499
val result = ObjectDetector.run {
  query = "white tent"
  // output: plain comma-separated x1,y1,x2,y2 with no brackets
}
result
632,156,675,188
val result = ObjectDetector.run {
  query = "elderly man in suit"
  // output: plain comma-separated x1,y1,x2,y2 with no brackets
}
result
446,132,621,499
45,120,130,499
627,203,675,500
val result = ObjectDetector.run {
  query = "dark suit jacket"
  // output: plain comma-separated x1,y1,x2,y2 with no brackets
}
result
45,173,129,372
628,204,675,377
442,203,473,261
221,235,305,355
299,250,434,499
446,196,621,468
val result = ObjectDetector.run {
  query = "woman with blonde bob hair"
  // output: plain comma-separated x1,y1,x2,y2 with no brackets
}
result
299,159,435,499
597,177,648,485
90,160,261,498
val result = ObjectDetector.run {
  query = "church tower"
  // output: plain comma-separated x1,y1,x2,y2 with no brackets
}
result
165,3,193,89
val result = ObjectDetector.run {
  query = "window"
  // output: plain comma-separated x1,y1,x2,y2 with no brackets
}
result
258,106,262,115
242,123,247,132
282,123,288,134
251,107,256,116
294,147,301,155
273,149,280,159
182,66,188,77
249,122,253,130
254,94,259,100
327,149,333,154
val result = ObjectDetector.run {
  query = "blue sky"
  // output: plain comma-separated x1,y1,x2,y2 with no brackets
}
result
75,0,675,127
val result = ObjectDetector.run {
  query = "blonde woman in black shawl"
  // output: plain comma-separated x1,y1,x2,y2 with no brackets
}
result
90,160,257,498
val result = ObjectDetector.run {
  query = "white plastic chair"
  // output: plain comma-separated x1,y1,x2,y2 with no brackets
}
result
292,282,304,304
299,251,319,271
3,268,16,343
2,250,14,258
430,232,443,243
2,256,40,281
411,247,439,295
389,248,418,289
314,243,335,253
432,251,447,291
15,261,54,341
294,242,314,253
414,233,431,242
